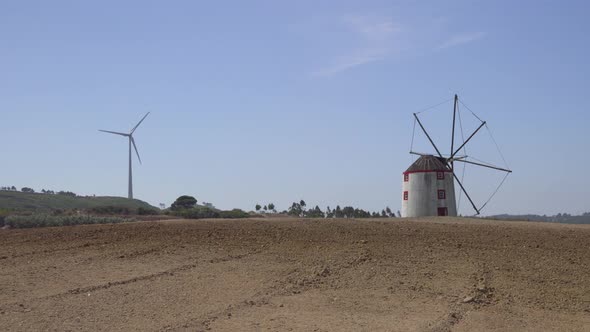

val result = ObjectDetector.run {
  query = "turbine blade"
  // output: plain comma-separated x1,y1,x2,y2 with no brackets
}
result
131,112,150,134
131,137,142,165
99,129,129,137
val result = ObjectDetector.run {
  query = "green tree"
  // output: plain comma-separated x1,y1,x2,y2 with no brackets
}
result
268,203,275,213
288,202,303,217
299,200,307,215
263,205,268,212
342,206,354,218
335,205,343,218
255,204,261,212
326,206,333,218
385,207,393,217
307,205,324,218
171,195,197,210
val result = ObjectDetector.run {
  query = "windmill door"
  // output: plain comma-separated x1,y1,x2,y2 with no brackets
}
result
437,207,448,216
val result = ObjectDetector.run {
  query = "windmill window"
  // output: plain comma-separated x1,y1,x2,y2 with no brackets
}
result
438,190,446,200
403,191,408,201
437,172,444,180
404,174,409,182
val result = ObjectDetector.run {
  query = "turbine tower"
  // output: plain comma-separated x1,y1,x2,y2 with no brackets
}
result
99,112,150,199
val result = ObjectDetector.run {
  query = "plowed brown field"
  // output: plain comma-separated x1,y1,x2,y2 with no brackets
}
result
1,217,589,331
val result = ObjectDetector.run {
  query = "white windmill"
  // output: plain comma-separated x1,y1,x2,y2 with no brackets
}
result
99,112,150,199
401,95,511,217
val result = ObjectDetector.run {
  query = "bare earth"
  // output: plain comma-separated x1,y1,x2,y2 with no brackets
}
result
0,217,589,331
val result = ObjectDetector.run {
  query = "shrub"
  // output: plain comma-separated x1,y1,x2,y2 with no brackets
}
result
219,209,250,219
0,209,12,227
172,207,250,220
87,206,132,215
177,207,220,219
52,209,65,216
137,207,160,215
4,214,134,229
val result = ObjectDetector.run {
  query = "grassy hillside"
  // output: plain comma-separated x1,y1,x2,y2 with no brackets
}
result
0,191,157,211
488,213,590,225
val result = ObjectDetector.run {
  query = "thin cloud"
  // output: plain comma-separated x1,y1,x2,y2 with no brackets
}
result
344,15,400,42
312,15,401,77
307,14,485,76
312,50,386,77
438,32,485,50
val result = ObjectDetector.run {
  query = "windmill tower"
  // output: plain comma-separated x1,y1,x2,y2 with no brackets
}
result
99,112,150,199
401,95,511,217
402,155,457,217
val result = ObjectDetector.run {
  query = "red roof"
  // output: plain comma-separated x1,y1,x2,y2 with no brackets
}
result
404,155,451,174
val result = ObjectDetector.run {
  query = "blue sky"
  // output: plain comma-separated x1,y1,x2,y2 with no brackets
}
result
1,0,589,215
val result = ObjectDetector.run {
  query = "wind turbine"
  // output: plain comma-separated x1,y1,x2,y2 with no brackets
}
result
99,112,150,199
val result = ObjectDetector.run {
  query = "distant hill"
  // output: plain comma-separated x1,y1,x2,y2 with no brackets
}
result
488,213,590,225
0,191,157,211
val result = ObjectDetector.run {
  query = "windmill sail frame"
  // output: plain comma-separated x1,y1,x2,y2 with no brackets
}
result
409,95,511,215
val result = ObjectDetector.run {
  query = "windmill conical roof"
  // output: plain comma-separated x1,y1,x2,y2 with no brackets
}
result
405,155,450,173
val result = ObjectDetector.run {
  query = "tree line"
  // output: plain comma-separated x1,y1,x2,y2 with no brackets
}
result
0,186,17,191
255,203,276,213
168,195,250,219
1,186,78,197
488,212,590,225
255,200,397,218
